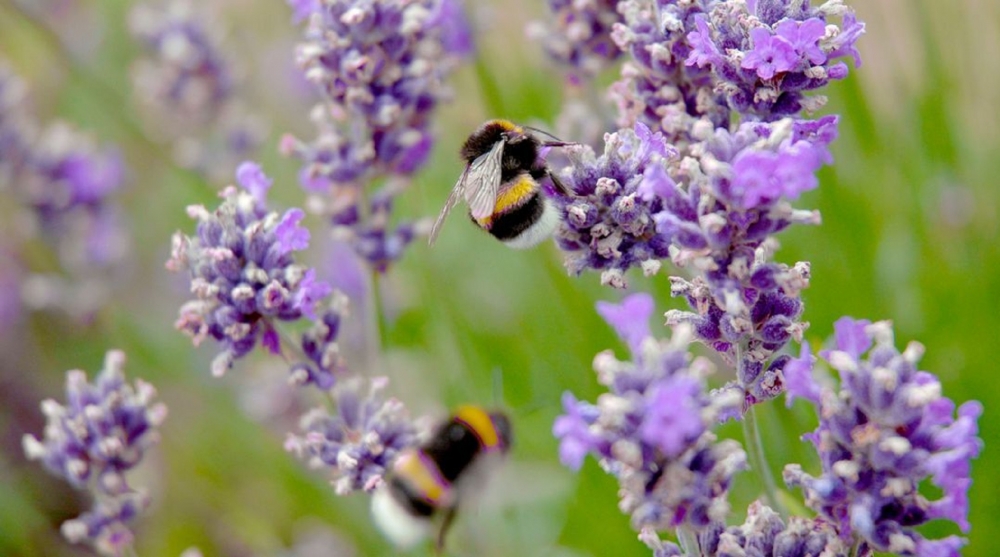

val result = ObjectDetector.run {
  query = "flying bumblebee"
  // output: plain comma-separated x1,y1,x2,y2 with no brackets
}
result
428,119,574,248
371,405,513,551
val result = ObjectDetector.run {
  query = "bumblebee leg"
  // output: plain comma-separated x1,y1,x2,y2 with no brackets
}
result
435,506,459,554
548,171,571,196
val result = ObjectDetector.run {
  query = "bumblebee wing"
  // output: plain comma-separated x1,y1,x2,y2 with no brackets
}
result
428,164,472,246
465,138,505,220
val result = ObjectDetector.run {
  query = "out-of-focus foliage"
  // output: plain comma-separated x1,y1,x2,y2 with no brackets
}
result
0,0,996,555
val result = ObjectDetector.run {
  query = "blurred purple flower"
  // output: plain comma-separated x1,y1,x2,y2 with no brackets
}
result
528,0,623,82
699,500,850,557
596,292,654,354
285,376,417,494
23,350,165,556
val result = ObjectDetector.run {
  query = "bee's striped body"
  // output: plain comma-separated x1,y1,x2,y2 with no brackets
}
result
429,119,570,248
371,406,513,549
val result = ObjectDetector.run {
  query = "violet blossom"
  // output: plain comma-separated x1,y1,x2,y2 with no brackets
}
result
283,0,471,271
528,0,623,83
285,376,418,495
553,293,746,532
22,350,167,556
783,318,983,556
166,161,334,376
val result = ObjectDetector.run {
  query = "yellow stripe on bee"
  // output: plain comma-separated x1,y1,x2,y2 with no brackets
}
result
492,119,521,132
494,176,536,214
394,451,449,504
455,405,500,450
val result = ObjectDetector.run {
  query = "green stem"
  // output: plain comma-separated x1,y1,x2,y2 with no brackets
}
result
367,270,388,369
676,525,700,557
742,404,785,515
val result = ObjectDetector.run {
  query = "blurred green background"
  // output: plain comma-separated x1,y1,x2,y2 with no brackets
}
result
0,0,996,555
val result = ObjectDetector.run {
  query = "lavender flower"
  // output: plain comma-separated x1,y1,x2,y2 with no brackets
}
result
553,293,746,532
687,2,865,120
130,0,234,128
291,292,349,390
285,376,417,495
528,0,623,83
553,122,676,287
287,0,471,185
783,318,983,555
0,62,129,318
697,501,850,557
22,350,167,556
166,161,333,376
283,0,471,271
610,0,864,142
130,1,264,179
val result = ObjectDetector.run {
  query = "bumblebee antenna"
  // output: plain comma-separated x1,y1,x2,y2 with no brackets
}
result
523,125,576,147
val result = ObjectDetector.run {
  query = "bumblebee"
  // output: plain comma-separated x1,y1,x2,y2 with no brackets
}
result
371,405,513,551
428,119,573,248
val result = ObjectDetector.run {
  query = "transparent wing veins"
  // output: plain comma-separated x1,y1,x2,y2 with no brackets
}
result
466,139,505,220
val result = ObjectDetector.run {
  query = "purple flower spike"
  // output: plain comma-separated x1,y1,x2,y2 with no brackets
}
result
285,377,417,494
23,351,165,555
166,162,332,375
596,293,655,354
784,320,983,553
553,322,746,532
699,501,850,557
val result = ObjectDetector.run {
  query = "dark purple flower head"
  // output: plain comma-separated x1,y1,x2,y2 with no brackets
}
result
166,162,333,376
554,299,745,532
23,350,167,492
699,501,850,557
285,376,418,494
554,122,677,287
529,0,623,82
784,319,983,554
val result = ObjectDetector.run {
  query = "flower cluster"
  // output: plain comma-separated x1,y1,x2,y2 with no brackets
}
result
686,0,865,120
555,114,837,405
0,61,129,320
22,350,167,556
166,162,333,376
553,293,746,532
130,0,264,179
285,376,417,495
610,0,864,143
553,122,676,287
283,0,471,271
528,0,623,83
693,500,850,557
783,318,983,555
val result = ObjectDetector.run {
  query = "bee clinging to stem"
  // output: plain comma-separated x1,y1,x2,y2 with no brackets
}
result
371,405,513,552
428,119,575,248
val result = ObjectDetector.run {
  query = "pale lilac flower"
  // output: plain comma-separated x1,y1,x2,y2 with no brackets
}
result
528,0,623,82
166,162,333,376
784,319,983,555
22,350,166,556
741,28,798,80
285,376,417,494
554,295,745,532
